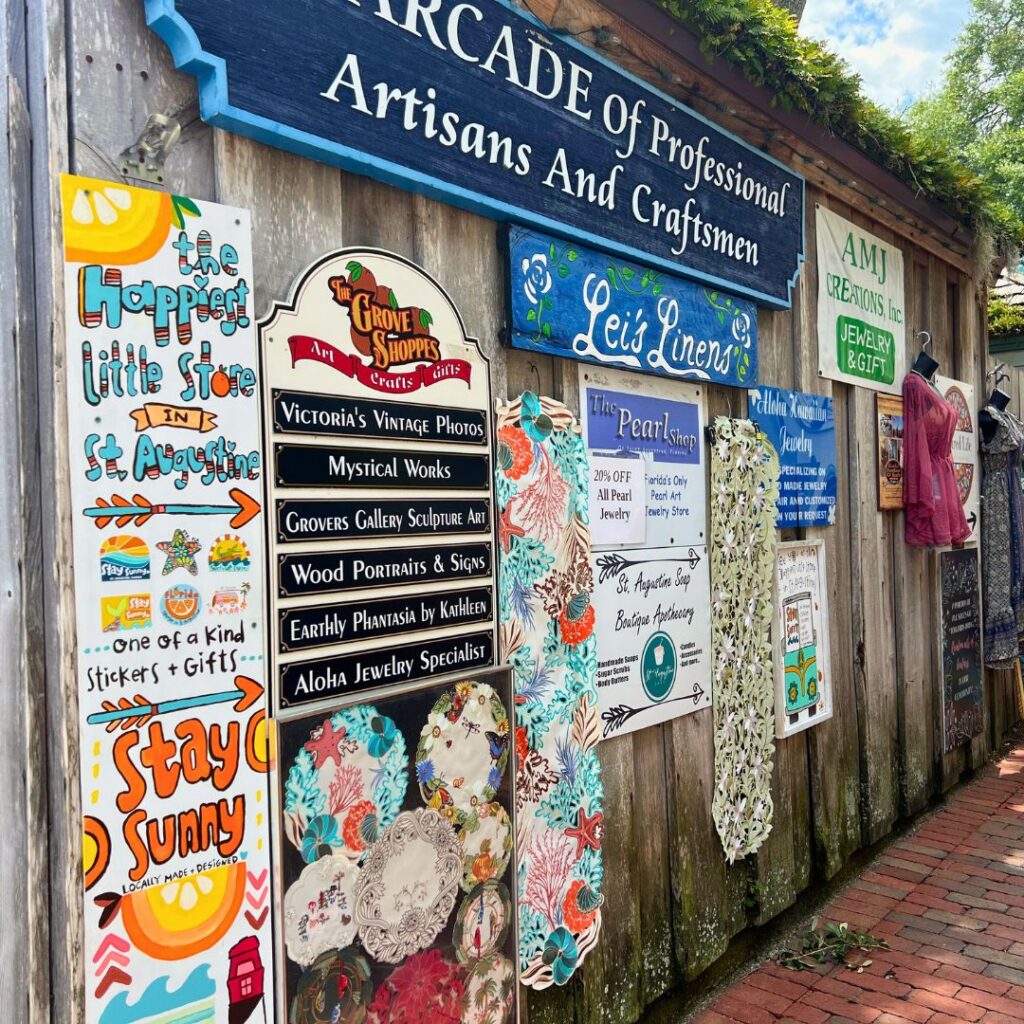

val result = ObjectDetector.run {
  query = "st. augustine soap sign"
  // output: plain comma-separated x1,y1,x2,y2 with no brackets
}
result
510,227,758,387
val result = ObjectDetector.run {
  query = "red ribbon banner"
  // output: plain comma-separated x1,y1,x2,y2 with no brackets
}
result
287,335,471,394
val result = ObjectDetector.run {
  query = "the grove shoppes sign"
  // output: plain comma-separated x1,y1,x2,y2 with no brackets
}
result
146,0,805,308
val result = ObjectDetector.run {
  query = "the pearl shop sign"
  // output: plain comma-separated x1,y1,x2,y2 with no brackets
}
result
147,0,805,308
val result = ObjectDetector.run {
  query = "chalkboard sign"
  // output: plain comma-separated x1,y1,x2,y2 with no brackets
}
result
939,547,983,752
510,227,758,387
148,0,804,308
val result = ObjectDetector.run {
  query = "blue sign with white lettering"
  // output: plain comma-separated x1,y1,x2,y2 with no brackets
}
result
509,227,759,387
146,0,804,308
583,388,700,464
747,386,837,528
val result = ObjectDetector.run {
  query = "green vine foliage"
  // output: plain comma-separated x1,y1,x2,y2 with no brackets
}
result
654,0,1023,251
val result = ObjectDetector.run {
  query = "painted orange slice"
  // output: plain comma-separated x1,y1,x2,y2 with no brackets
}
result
83,816,111,891
61,174,172,265
121,862,247,960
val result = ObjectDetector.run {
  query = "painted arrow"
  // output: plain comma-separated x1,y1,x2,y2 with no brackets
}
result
82,487,260,529
595,548,702,585
87,675,263,731
967,511,978,531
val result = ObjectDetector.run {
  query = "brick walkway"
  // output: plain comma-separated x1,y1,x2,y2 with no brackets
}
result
695,745,1024,1024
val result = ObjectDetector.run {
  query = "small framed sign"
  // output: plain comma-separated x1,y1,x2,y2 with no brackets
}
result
876,393,905,510
774,540,833,738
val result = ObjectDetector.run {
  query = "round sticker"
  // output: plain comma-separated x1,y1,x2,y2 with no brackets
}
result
160,584,201,625
641,631,676,703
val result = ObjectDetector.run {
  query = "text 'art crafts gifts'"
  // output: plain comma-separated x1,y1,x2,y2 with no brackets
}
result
62,176,272,1024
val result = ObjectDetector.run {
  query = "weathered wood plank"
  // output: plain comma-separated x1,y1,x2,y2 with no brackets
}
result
893,257,935,814
846,208,900,845
794,195,862,878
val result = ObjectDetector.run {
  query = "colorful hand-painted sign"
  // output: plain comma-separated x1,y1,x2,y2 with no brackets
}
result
509,227,759,386
939,547,984,752
260,250,497,711
748,386,837,528
61,176,271,1023
817,205,906,394
145,1,805,308
774,541,833,738
936,375,981,543
277,668,518,1023
580,367,712,736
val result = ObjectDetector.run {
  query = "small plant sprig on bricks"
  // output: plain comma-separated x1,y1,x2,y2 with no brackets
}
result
778,919,889,973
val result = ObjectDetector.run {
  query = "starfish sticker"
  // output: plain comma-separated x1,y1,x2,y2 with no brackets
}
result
156,529,202,576
565,806,604,860
303,719,348,769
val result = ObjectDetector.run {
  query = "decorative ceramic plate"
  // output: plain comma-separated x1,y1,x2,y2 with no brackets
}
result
355,808,462,964
954,462,974,505
284,854,360,967
289,947,374,1024
283,705,408,865
461,954,515,1024
945,385,973,433
456,802,512,892
415,681,509,824
365,948,464,1024
452,881,512,965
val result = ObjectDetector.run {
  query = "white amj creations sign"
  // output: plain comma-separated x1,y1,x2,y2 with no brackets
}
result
817,205,906,395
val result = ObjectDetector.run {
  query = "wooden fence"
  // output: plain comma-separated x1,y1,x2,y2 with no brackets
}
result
1,0,1019,1021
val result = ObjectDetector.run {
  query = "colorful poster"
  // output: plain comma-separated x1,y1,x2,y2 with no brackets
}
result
936,375,981,543
61,176,271,1023
817,205,906,394
876,394,905,510
276,669,518,1024
579,366,712,737
774,541,833,738
508,227,758,387
495,393,604,989
939,547,984,752
260,250,496,711
748,386,837,528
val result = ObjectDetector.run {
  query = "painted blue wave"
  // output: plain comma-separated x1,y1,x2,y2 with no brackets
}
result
99,964,215,1024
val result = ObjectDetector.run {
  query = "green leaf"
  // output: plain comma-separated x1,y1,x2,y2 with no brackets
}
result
621,266,635,280
710,291,719,301
549,243,556,259
717,312,726,324
543,296,553,310
652,283,663,296
541,322,552,338
607,267,618,288
558,265,570,278
526,308,537,321
567,250,578,261
419,308,433,329
388,289,398,309
346,260,363,282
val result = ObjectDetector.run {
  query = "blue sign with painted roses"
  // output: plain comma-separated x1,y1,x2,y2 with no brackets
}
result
747,385,837,528
508,227,758,388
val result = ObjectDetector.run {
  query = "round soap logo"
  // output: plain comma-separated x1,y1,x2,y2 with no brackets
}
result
641,631,676,703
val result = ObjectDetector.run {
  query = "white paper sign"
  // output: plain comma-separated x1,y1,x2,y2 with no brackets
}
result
817,204,906,395
935,375,980,544
588,454,646,546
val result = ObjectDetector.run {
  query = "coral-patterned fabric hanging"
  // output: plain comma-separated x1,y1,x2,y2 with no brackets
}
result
495,393,604,989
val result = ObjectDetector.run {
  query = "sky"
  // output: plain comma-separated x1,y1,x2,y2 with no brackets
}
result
801,0,971,112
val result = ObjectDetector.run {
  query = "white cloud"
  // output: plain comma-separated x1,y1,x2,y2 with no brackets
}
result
801,0,970,111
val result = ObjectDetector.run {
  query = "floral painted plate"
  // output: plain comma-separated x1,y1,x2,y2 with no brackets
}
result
461,954,515,1024
456,802,512,892
355,808,462,964
283,705,407,865
415,681,509,825
452,881,512,966
284,854,360,967
365,948,464,1024
289,947,374,1024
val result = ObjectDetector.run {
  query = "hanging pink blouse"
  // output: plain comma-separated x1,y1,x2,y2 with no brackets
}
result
903,371,970,548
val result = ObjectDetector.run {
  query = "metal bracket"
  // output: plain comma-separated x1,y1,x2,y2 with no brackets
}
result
117,113,182,184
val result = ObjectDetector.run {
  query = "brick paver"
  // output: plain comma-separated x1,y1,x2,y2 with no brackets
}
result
695,746,1024,1023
